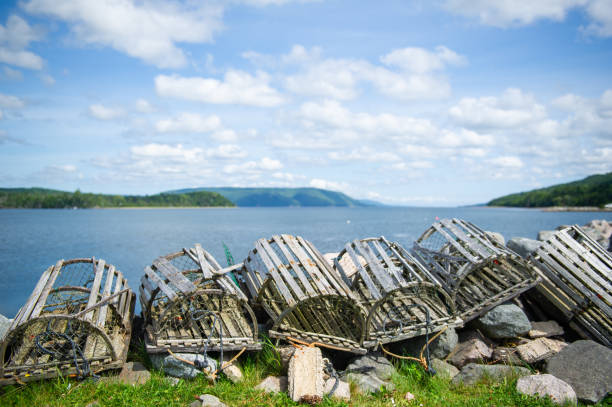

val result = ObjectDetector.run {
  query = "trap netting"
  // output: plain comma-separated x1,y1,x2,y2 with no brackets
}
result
332,237,460,347
141,244,260,354
0,258,134,385
412,218,540,321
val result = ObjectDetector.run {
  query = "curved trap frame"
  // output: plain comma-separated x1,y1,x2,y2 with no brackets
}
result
531,226,611,346
140,244,260,354
333,237,459,347
240,234,368,353
0,258,134,385
412,218,540,322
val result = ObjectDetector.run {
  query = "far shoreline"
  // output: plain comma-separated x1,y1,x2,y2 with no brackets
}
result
486,205,612,212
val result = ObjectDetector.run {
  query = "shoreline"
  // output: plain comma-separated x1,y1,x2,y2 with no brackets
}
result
487,205,612,212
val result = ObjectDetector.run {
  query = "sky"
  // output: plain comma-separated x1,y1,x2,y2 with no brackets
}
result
0,0,611,206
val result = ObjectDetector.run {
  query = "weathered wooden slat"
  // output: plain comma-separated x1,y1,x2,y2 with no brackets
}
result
455,219,501,255
273,235,317,297
144,266,178,301
153,257,196,295
260,238,307,301
345,242,381,300
254,240,297,306
301,238,354,297
353,240,395,292
96,265,116,327
283,235,331,295
371,239,405,285
441,219,492,259
12,264,56,328
29,260,65,320
192,244,215,279
433,222,480,263
83,259,106,323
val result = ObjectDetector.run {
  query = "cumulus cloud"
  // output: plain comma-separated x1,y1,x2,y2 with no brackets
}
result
135,99,155,113
223,157,283,174
155,113,222,133
131,143,203,162
0,15,44,70
487,155,524,168
309,178,348,191
0,92,25,108
39,73,55,85
22,0,224,68
449,88,547,129
2,66,23,80
282,45,464,101
582,0,612,36
155,71,285,107
88,103,125,120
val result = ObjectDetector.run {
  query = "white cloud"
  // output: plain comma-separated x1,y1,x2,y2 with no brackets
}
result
309,178,348,191
583,0,612,36
380,46,466,73
135,99,155,113
443,0,587,27
131,143,203,162
155,71,285,107
40,73,55,85
487,155,524,168
22,0,224,68
211,129,238,142
0,92,25,108
223,157,283,174
259,157,283,170
2,66,23,80
88,103,125,120
0,15,44,70
437,128,495,147
155,113,222,133
207,144,248,159
328,147,402,163
449,88,547,129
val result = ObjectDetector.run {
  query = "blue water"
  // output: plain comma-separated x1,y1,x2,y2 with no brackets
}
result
1,207,610,317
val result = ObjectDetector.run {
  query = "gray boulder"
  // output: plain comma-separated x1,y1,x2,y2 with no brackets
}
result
581,220,611,249
452,363,530,386
516,338,567,364
0,314,12,341
397,327,458,359
474,304,531,339
516,374,577,406
430,358,459,380
507,237,542,259
537,230,556,242
448,338,492,368
485,231,505,246
545,340,612,404
529,320,564,338
256,376,288,393
220,353,243,383
324,378,350,400
343,354,395,393
491,347,522,365
149,353,217,379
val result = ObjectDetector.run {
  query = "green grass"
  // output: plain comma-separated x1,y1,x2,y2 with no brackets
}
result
1,342,609,407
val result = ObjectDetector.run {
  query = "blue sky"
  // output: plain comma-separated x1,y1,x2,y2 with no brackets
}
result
0,0,611,206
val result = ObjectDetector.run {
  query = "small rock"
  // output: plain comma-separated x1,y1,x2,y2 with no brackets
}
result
581,220,612,249
485,231,505,246
165,377,180,386
256,376,288,393
507,237,543,259
0,314,12,342
517,338,567,364
324,378,350,400
404,391,416,401
398,327,458,359
491,347,522,365
149,353,217,379
475,304,531,339
452,363,531,386
430,358,459,380
288,346,324,402
528,321,564,338
545,340,612,404
448,339,492,369
277,346,295,371
199,394,227,407
117,362,151,385
190,401,201,407
516,374,577,406
221,353,243,383
537,230,556,242
343,353,396,393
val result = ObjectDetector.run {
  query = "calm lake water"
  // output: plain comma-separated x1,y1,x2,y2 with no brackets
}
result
1,207,610,317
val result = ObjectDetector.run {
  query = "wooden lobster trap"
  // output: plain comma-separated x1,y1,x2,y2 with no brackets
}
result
140,244,260,354
412,218,540,322
0,258,134,385
240,234,368,353
530,226,611,346
332,237,460,347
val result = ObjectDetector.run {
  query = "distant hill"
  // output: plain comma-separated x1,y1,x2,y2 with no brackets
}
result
0,188,234,208
168,187,376,207
488,172,612,208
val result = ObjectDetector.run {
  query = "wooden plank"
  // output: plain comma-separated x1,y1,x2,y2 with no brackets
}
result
154,257,196,295
96,265,116,327
193,244,214,279
259,238,306,300
411,243,453,280
13,264,56,328
299,236,353,296
29,260,64,320
353,240,395,293
254,240,296,306
284,235,331,295
455,219,501,255
442,219,493,259
112,269,124,306
545,239,612,305
81,259,105,322
555,232,612,291
274,235,317,297
371,239,405,285
437,220,486,261
203,248,223,270
144,266,178,301
345,242,381,299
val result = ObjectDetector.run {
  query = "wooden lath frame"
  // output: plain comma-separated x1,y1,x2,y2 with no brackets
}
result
240,234,368,354
333,237,460,347
412,218,540,322
530,226,611,346
0,258,135,385
141,244,260,354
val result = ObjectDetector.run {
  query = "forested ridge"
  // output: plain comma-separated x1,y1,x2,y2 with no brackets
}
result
0,188,234,208
488,172,612,208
